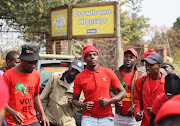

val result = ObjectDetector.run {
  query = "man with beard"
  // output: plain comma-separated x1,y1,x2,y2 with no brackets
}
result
72,45,127,126
40,60,85,126
112,48,145,126
134,52,165,126
3,45,49,126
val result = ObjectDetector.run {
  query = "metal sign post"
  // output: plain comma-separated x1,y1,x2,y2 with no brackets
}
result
116,2,123,69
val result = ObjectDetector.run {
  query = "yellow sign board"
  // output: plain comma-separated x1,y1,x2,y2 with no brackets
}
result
51,9,68,37
72,5,114,36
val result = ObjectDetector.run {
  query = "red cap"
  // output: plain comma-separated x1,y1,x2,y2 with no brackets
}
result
124,48,138,58
154,94,180,124
0,75,9,110
83,45,99,59
143,49,155,58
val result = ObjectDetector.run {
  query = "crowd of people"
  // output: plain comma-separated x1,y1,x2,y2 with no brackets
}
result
0,44,180,126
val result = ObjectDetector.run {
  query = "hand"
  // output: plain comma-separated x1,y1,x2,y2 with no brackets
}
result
98,97,111,107
37,114,44,125
81,101,94,110
127,105,134,115
41,114,49,126
67,97,73,104
117,101,123,107
11,111,25,125
136,111,143,121
146,107,152,116
36,114,41,122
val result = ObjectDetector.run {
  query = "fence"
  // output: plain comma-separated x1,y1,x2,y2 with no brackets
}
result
0,29,167,72
46,38,168,72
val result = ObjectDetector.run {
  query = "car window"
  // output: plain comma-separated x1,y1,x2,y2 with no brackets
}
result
39,63,69,87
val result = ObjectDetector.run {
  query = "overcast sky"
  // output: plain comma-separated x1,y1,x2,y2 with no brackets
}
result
141,0,180,28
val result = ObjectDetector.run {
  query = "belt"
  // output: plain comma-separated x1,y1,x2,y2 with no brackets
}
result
117,112,133,117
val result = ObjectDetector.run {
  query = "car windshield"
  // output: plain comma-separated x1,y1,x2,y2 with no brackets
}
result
39,64,68,86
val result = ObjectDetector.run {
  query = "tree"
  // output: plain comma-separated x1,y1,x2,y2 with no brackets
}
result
119,0,149,43
0,0,100,44
0,0,149,45
171,17,180,64
173,17,180,29
147,17,180,74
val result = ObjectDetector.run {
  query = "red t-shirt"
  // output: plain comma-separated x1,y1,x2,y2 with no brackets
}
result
0,75,9,110
134,74,165,126
2,67,7,73
74,65,121,118
3,68,40,126
119,70,135,113
152,93,167,115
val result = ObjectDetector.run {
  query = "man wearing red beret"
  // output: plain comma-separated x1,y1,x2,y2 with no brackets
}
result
72,45,127,126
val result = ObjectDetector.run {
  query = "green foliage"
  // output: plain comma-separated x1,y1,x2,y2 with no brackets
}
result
174,60,180,75
0,0,149,44
120,0,150,43
150,28,180,57
0,0,96,43
149,17,180,73
173,17,180,29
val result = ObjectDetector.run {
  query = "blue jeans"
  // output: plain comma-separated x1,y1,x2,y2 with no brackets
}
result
81,115,114,126
114,114,141,126
2,117,7,126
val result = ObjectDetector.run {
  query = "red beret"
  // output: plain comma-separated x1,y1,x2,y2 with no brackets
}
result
154,94,180,124
0,75,9,110
143,49,155,58
124,48,138,58
83,45,99,59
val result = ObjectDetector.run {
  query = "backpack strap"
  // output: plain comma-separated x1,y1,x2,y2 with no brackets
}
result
141,76,147,111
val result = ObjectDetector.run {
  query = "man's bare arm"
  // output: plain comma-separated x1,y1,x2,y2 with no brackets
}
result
72,93,94,110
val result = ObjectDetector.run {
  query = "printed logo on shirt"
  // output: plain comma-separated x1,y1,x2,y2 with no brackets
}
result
103,78,106,81
122,82,127,89
122,82,132,90
14,83,27,96
122,93,132,101
14,82,31,96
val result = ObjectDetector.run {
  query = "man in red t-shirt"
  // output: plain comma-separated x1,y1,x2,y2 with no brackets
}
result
150,73,180,126
134,52,165,126
1,51,20,73
72,45,127,126
3,45,49,126
112,48,145,126
0,51,20,126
